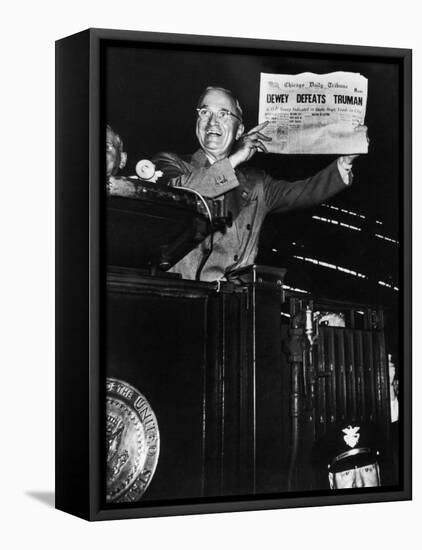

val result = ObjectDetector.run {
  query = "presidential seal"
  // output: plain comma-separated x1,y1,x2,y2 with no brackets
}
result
106,378,160,503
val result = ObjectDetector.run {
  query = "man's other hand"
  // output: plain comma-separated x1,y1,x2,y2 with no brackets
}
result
342,124,370,164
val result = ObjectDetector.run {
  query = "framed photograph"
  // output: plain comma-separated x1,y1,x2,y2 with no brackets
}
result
55,28,411,520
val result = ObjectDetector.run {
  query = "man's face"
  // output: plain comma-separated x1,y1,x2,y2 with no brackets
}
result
329,463,380,489
196,89,244,161
106,128,126,177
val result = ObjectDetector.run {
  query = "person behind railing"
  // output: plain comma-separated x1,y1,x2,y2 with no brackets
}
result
312,421,393,490
388,352,399,479
106,124,127,181
153,86,368,282
105,125,163,197
388,353,399,423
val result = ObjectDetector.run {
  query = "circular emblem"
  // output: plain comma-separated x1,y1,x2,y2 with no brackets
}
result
135,159,155,180
106,378,160,503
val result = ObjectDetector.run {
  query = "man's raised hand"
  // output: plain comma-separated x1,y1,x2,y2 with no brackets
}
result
229,121,272,168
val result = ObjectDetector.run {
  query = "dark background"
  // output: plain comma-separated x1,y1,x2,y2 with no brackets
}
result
104,42,400,312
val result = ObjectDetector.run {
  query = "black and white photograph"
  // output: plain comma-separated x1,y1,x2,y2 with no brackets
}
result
4,0,421,546
90,31,411,514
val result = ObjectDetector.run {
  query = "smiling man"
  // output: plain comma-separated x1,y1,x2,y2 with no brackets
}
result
196,87,245,164
153,86,365,282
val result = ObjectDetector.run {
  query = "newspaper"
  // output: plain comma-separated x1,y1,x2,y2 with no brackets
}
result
258,72,368,154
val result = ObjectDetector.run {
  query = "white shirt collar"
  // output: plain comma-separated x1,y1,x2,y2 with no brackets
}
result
204,152,216,165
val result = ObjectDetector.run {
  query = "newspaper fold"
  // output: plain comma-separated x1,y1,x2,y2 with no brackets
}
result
258,72,368,154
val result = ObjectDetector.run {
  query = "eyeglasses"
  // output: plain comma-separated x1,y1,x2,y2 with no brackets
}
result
196,107,242,123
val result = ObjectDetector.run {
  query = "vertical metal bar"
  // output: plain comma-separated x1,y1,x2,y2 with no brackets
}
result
376,310,390,425
288,359,302,491
363,331,376,423
374,329,390,424
327,327,336,425
336,329,347,422
316,326,327,438
345,329,357,422
304,346,316,446
373,330,383,422
354,330,366,423
287,296,303,492
363,309,370,330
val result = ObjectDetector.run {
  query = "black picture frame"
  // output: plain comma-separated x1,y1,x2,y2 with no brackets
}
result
55,28,412,521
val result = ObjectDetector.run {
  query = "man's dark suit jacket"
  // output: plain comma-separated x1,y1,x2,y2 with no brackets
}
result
153,149,348,282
